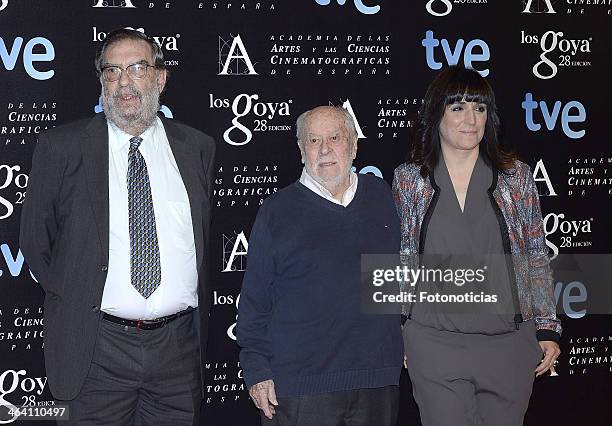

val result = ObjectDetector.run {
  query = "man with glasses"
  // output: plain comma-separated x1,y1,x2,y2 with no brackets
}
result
20,28,215,424
237,106,403,425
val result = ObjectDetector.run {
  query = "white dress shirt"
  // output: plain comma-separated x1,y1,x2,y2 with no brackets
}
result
299,168,358,207
101,117,198,320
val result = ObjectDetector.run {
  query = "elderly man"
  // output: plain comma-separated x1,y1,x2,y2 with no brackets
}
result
237,106,403,425
20,29,215,424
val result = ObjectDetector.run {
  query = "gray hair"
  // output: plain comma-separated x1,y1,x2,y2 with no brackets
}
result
95,28,165,77
296,106,358,147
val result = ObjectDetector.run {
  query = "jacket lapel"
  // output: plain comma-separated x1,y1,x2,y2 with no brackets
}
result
81,115,110,263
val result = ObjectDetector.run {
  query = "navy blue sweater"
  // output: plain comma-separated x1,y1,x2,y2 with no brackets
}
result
237,174,403,397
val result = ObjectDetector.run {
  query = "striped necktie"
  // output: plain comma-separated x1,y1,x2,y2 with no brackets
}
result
127,136,161,298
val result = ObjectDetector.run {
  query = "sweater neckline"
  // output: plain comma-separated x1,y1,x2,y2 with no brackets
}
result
294,174,365,211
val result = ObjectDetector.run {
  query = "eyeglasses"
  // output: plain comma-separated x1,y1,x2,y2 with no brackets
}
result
100,62,155,82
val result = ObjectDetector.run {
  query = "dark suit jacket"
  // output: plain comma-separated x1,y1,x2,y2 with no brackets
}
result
20,114,216,400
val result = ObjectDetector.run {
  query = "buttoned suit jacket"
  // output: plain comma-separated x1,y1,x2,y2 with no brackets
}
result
20,113,216,400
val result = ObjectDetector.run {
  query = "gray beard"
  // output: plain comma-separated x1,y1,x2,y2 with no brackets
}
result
101,83,160,136
305,162,353,196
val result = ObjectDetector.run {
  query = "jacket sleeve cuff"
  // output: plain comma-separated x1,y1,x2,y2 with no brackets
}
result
536,329,560,343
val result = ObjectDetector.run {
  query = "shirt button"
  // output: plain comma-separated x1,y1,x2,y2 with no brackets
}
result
92,306,100,313
101,265,108,272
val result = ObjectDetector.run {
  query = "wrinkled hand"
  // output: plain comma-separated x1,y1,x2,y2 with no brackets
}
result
535,341,561,377
249,379,278,419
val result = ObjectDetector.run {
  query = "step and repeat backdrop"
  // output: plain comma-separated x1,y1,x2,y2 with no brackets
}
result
1,1,611,425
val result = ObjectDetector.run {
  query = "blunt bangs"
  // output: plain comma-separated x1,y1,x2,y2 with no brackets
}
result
441,68,495,107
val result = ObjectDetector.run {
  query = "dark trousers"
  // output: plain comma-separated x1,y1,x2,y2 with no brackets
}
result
403,320,543,426
62,311,202,425
262,385,399,426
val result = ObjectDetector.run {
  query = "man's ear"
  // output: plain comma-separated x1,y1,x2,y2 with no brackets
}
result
157,69,167,92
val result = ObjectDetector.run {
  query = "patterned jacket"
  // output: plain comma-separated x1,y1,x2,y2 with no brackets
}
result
392,160,562,341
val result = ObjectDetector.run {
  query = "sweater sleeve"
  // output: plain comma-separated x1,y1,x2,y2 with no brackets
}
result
236,204,276,388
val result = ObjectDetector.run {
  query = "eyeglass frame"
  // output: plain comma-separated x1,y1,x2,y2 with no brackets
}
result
99,61,157,82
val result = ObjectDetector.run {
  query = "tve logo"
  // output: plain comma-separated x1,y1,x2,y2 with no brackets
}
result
0,243,37,282
521,92,586,139
422,31,490,77
0,36,55,80
352,165,383,179
554,281,587,319
93,96,174,118
315,0,380,15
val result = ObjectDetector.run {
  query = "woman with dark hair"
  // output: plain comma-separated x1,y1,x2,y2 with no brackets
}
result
392,66,561,426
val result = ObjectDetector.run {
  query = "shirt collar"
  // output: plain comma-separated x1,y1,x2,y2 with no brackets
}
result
299,167,358,207
107,116,161,153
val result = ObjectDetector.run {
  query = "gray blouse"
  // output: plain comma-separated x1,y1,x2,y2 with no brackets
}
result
412,154,517,334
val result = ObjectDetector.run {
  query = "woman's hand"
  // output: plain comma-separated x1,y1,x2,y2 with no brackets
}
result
535,341,561,377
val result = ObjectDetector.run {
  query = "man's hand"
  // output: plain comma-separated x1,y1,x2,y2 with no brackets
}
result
249,379,278,419
535,341,561,377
